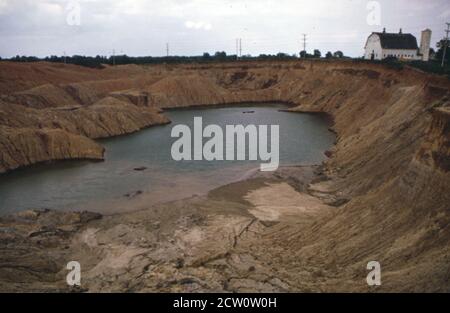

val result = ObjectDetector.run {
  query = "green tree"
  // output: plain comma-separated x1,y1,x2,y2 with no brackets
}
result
325,51,333,59
276,52,289,59
214,51,227,60
436,39,450,64
313,49,321,58
202,52,211,60
333,51,344,58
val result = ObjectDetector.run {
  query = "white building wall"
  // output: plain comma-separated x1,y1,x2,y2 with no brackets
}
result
380,49,419,60
364,34,383,60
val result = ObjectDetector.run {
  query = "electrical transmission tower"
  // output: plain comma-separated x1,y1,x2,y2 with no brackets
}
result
239,38,242,58
442,23,450,67
236,39,239,59
236,38,242,59
302,34,307,58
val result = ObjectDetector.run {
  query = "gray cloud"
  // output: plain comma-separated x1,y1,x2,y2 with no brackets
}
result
0,0,448,58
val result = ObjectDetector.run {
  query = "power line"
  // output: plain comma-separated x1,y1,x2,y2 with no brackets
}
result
142,24,444,54
92,24,445,59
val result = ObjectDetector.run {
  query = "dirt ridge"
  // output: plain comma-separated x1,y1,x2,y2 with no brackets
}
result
0,60,449,292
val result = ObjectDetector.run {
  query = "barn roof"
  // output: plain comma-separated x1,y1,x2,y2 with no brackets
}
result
373,32,419,50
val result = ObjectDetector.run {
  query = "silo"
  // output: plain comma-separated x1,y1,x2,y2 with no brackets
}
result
420,29,432,61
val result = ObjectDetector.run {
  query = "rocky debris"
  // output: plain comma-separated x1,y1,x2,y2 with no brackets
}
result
0,209,102,292
327,198,350,207
324,150,333,158
331,68,381,79
110,90,151,107
415,107,450,172
124,190,143,198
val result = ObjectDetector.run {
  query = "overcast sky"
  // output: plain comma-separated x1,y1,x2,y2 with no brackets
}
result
0,0,449,58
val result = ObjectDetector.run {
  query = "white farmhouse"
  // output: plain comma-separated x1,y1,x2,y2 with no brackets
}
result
364,28,432,61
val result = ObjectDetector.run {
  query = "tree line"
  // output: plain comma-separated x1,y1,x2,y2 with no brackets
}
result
1,50,348,69
2,44,448,78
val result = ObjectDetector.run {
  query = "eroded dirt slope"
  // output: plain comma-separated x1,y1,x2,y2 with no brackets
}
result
0,60,449,292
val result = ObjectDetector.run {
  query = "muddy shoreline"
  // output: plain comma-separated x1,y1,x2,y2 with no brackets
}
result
0,164,338,293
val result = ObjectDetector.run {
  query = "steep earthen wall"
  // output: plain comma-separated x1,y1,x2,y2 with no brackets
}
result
0,60,449,291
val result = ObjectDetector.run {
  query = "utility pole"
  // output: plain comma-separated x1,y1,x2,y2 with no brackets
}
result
302,34,307,57
112,49,116,66
239,38,242,58
63,51,67,64
166,43,170,57
441,23,450,67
